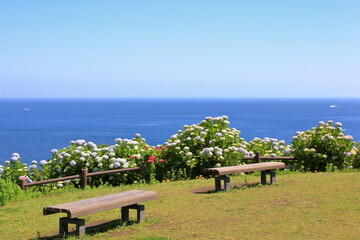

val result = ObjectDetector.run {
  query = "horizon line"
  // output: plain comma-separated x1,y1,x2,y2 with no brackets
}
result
1,97,360,100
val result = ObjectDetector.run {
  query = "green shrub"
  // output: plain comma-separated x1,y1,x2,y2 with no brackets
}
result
353,142,360,169
0,179,25,206
291,120,356,171
246,137,292,157
158,116,248,180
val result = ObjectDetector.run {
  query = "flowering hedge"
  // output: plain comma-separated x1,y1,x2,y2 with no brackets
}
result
246,137,292,157
156,116,249,180
291,121,356,171
0,117,358,193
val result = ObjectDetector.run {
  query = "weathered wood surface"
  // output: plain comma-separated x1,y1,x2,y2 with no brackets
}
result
43,190,157,219
205,162,285,176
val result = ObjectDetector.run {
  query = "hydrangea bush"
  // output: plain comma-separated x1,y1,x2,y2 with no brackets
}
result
158,116,249,180
41,135,153,186
246,137,292,157
291,121,356,171
0,153,31,183
353,142,360,169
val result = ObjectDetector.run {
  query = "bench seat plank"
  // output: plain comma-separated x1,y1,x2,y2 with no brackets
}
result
43,190,157,219
205,162,285,176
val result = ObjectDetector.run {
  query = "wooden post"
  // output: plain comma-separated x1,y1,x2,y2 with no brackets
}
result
255,152,261,163
261,171,267,185
20,179,26,190
81,169,88,189
270,170,276,184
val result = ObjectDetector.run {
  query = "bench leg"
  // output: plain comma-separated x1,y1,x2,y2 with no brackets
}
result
261,170,276,185
121,204,145,223
59,217,85,238
59,217,68,237
215,176,230,191
270,170,276,184
261,171,267,185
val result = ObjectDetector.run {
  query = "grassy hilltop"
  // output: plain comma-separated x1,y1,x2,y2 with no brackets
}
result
1,171,359,240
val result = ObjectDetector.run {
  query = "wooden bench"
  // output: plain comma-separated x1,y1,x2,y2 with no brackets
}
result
204,162,285,191
43,190,157,237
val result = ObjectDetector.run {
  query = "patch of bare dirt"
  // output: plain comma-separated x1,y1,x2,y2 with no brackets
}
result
190,181,259,193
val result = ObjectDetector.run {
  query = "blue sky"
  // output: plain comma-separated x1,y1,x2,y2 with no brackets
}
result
1,0,359,98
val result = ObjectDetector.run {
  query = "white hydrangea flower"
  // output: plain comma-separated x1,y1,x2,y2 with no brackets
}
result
215,151,223,156
284,148,292,155
69,160,76,166
87,142,97,148
50,149,58,154
114,162,121,168
75,139,86,146
186,152,193,157
40,160,48,165
79,157,86,161
29,165,37,171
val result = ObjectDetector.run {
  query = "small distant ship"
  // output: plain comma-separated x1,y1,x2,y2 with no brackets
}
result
329,105,338,108
24,108,31,111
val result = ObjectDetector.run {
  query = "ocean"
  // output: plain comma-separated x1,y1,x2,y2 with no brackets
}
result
1,98,359,165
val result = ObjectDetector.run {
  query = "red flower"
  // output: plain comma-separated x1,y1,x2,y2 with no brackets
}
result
155,148,160,150
162,146,169,149
147,159,154,163
19,176,27,181
145,147,150,149
158,159,165,162
129,156,135,159
148,155,156,160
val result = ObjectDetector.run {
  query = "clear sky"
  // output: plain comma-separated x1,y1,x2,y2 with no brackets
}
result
0,0,359,98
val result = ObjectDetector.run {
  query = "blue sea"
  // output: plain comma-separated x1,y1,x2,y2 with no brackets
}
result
1,98,360,165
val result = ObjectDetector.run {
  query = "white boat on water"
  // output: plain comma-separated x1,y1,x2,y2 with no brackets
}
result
329,105,338,108
24,108,31,111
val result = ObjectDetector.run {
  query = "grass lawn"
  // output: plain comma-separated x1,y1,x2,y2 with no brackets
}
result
0,171,359,240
